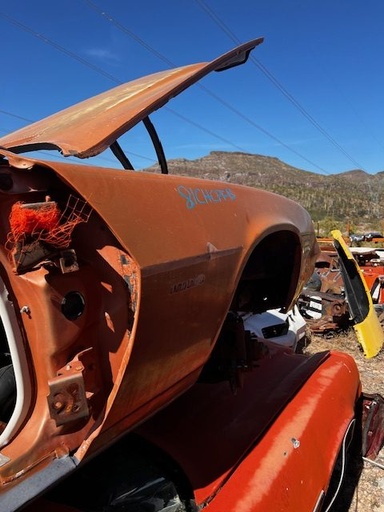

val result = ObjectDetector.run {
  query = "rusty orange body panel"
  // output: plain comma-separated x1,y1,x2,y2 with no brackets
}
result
358,264,384,304
0,154,317,473
0,40,263,159
0,39,370,512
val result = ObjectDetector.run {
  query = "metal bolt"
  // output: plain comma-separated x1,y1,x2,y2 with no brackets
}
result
291,438,300,449
52,394,66,412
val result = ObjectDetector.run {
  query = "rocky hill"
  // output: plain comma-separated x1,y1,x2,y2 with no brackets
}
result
147,151,384,228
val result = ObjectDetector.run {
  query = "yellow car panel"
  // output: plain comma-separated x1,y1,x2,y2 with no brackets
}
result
332,229,383,358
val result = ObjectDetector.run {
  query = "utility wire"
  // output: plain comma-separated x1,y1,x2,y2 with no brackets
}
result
83,0,175,68
0,10,248,155
195,0,368,172
0,5,335,172
195,0,380,211
81,0,327,172
0,4,364,174
197,84,326,172
0,12,121,85
0,110,31,124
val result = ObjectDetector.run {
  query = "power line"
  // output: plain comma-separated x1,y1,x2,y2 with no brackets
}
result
83,0,175,68
0,12,121,85
0,109,31,123
194,0,368,173
0,10,250,156
0,4,364,174
0,6,333,172
81,0,328,172
197,83,327,173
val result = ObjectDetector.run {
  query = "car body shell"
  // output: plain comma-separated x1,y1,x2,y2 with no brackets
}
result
364,232,384,242
350,234,364,243
0,39,369,511
242,305,307,350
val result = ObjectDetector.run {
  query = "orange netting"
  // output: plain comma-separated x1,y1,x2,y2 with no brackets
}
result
9,201,61,239
7,195,92,253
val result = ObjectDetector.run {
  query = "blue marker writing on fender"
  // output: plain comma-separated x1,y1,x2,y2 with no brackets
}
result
177,185,236,209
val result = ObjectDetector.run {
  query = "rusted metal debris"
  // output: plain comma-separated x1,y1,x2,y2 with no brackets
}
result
300,244,384,335
298,250,350,334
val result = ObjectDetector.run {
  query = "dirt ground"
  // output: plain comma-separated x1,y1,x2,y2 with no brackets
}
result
304,330,384,511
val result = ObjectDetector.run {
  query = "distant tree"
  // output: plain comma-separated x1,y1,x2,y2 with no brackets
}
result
317,217,344,237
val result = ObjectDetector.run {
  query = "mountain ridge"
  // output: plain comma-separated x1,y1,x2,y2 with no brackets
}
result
148,151,384,227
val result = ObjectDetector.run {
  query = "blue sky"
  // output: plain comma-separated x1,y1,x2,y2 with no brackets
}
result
1,0,384,175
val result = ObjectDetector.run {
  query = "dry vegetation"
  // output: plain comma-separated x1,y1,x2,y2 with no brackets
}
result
162,151,384,233
304,330,384,511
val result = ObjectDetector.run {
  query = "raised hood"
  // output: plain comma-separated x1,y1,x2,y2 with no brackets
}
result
0,38,263,159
